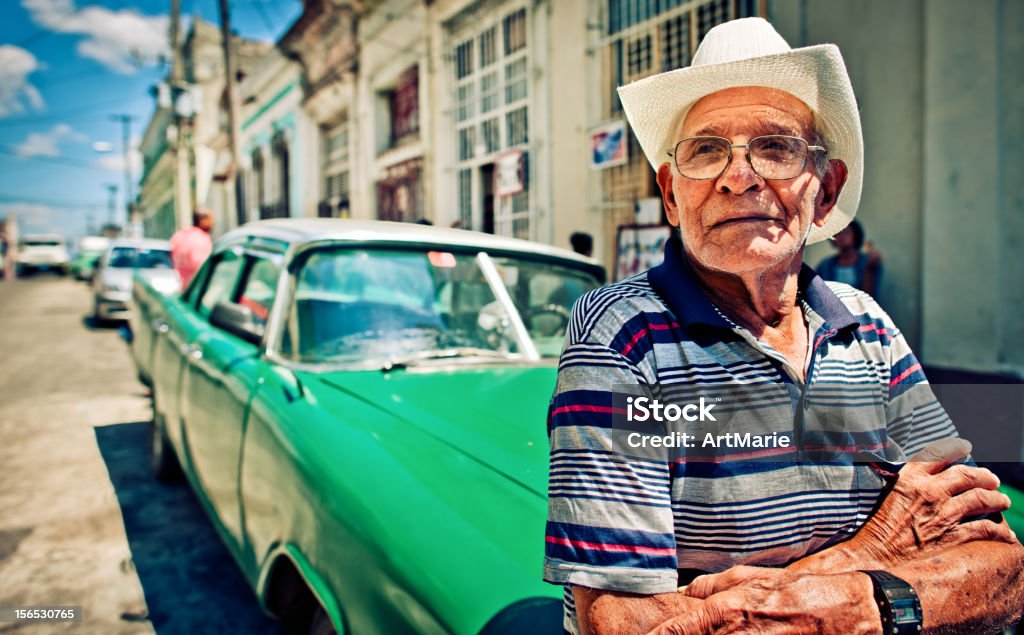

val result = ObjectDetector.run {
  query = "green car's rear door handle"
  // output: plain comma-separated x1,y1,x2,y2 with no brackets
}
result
181,343,203,360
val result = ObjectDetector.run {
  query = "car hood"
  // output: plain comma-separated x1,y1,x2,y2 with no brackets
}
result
316,363,558,498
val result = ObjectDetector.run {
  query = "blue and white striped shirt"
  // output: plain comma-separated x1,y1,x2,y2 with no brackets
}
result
543,235,959,633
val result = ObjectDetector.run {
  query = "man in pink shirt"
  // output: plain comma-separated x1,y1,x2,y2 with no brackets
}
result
170,209,213,287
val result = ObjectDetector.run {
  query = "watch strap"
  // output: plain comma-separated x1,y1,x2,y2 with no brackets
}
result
859,570,923,634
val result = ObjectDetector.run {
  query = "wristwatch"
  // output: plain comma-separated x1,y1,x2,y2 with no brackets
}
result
859,570,923,634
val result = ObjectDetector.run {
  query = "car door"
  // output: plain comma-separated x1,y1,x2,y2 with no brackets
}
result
182,251,282,552
150,255,225,455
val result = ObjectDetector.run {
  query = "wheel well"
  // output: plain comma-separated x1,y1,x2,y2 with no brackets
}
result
264,556,321,633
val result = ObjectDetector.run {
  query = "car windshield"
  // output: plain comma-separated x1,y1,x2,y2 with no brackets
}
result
108,247,173,269
281,247,601,365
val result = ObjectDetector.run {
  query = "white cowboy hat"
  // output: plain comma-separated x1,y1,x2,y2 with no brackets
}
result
617,17,863,244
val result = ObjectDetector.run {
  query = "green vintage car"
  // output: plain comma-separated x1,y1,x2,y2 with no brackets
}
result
130,219,605,634
72,235,111,281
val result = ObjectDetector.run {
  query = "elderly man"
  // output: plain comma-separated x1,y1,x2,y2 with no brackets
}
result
544,17,1023,635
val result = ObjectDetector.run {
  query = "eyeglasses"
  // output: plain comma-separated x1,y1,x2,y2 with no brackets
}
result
667,135,827,181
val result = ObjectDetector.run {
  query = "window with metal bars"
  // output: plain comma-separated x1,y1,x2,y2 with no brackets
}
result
626,34,653,76
451,5,532,238
389,65,420,147
320,171,350,218
458,168,472,228
456,83,475,123
326,122,349,164
480,27,497,68
503,9,526,55
456,40,474,79
481,118,500,154
251,149,265,213
458,127,476,161
506,106,528,148
504,57,528,104
481,71,499,114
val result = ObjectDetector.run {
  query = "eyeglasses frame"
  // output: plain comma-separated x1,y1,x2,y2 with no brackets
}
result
666,135,828,181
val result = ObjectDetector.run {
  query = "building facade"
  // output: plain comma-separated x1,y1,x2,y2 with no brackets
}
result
237,49,320,222
137,18,270,239
143,0,1022,378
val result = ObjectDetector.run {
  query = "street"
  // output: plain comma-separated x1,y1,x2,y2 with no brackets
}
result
0,275,277,634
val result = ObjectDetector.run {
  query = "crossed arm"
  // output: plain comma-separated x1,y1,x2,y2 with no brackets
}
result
575,440,1024,635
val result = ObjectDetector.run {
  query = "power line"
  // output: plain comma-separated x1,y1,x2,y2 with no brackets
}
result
0,96,153,129
0,147,104,170
0,193,104,210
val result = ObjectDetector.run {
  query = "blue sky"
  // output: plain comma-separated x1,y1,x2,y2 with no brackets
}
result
0,0,300,243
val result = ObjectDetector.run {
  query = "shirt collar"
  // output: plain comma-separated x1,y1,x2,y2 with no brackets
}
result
647,234,859,332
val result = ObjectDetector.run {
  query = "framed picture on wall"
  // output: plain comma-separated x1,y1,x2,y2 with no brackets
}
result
614,224,673,281
590,120,628,169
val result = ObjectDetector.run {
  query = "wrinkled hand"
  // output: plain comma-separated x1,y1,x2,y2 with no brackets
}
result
847,438,1014,568
648,567,873,635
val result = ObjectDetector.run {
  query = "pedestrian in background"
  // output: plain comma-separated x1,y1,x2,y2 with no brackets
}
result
569,231,593,257
170,209,213,288
817,219,883,295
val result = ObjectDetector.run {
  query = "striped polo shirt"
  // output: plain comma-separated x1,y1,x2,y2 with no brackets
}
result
543,235,960,634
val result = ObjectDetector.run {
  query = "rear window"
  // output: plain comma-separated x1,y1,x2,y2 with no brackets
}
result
108,247,173,269
22,239,62,247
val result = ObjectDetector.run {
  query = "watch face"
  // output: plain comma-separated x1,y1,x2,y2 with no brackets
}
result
892,599,921,624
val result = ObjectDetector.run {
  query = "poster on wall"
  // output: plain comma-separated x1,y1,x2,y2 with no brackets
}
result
495,149,525,197
615,224,673,281
590,120,628,169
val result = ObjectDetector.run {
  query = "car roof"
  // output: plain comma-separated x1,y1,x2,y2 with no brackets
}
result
109,238,172,250
21,234,65,242
220,218,602,269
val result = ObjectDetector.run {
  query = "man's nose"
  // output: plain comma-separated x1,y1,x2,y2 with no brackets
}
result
715,147,764,195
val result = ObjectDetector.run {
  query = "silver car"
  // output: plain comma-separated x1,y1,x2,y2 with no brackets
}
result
93,239,180,322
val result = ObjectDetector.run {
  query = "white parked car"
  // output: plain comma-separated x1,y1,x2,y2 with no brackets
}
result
16,234,70,276
93,238,180,322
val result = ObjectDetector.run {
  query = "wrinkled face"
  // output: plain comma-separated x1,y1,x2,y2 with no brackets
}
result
657,86,847,276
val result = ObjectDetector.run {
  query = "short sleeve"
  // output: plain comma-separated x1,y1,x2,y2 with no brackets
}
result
543,338,678,594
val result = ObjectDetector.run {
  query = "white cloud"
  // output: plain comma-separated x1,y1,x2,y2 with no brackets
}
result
0,45,44,117
95,149,142,177
13,123,87,158
22,0,170,74
12,122,87,158
6,202,59,235
6,201,92,238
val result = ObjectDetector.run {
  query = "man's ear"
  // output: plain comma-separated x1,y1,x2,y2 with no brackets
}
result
814,158,849,227
656,162,680,227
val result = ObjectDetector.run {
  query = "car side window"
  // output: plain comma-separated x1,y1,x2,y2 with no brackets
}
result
182,259,210,307
237,257,281,326
198,251,243,318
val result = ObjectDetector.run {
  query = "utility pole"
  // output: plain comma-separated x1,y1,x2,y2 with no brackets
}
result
218,0,246,228
170,0,193,233
110,114,137,233
106,184,118,226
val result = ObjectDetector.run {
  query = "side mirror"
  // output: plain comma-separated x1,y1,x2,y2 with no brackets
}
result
210,301,265,345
